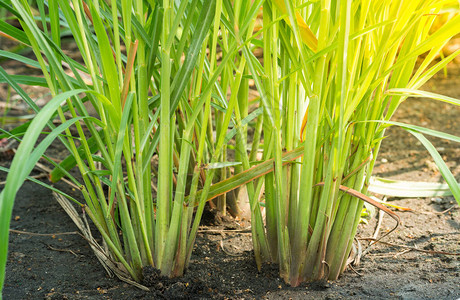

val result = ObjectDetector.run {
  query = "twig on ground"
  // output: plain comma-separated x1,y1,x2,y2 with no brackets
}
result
417,205,458,215
44,243,80,257
219,238,244,257
359,237,460,256
9,229,80,237
393,249,412,257
348,264,363,276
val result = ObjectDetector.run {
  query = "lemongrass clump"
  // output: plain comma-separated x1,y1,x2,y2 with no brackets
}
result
0,0,250,291
237,0,460,286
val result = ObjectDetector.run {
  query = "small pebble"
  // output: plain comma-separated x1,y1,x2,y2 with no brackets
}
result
430,197,443,204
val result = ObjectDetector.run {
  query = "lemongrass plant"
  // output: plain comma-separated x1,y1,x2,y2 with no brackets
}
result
229,0,460,286
0,0,262,293
1,0,460,296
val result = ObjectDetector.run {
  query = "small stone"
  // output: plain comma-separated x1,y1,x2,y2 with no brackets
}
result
430,197,443,204
11,252,25,259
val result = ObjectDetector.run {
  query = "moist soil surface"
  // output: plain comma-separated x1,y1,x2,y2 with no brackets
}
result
1,53,460,299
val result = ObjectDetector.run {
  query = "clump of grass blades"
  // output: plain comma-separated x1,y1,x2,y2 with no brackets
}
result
0,0,255,292
239,0,460,286
1,0,460,295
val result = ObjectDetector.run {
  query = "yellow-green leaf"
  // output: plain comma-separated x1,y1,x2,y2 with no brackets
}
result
273,0,318,52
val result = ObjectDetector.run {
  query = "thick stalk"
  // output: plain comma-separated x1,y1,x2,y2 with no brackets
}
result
156,0,173,270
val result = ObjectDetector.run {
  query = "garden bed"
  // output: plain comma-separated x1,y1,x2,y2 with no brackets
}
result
1,62,459,299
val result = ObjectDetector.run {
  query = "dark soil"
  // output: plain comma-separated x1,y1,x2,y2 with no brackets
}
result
1,42,460,299
3,177,459,299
